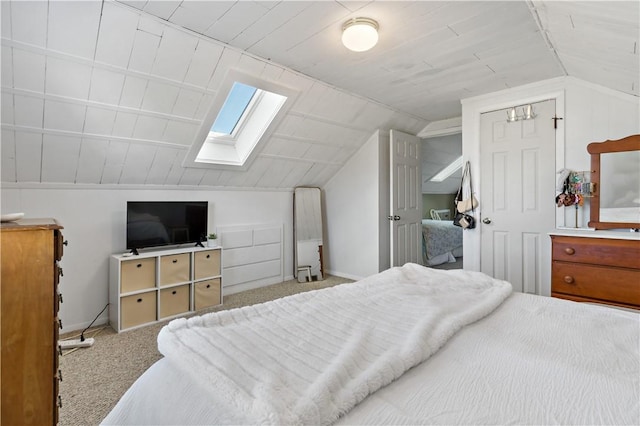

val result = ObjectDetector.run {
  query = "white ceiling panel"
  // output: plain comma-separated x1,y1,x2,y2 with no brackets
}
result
132,115,168,141
12,49,45,92
43,100,85,133
178,166,206,186
128,29,161,74
162,121,197,145
119,76,147,108
89,68,126,105
14,131,42,182
183,40,224,88
46,1,102,60
45,57,92,99
170,2,233,34
13,95,43,128
0,130,16,182
203,2,268,44
119,143,155,184
1,47,12,88
206,47,242,91
10,1,47,48
146,147,180,185
75,138,109,184
41,134,81,183
83,107,116,135
95,2,139,68
228,2,313,51
172,88,203,118
141,1,181,21
101,140,130,184
1,94,14,125
1,1,11,39
111,112,138,138
141,81,179,114
151,27,198,81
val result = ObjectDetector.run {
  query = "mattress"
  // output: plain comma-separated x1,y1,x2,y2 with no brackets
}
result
102,289,639,425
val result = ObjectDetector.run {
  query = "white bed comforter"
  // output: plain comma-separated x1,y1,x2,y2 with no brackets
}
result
157,263,511,425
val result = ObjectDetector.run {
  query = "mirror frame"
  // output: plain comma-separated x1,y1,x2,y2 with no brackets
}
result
587,134,640,230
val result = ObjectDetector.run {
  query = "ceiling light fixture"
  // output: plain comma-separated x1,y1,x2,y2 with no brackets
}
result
342,18,379,52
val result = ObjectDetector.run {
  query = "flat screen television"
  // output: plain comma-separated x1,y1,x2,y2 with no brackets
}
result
126,201,208,251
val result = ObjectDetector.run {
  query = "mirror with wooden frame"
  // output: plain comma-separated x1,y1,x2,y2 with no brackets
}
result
587,134,640,230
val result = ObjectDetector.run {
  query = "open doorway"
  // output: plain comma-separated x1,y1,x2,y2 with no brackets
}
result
421,133,463,269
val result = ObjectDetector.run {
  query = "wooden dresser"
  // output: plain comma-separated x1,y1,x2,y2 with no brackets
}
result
550,233,640,310
1,218,65,425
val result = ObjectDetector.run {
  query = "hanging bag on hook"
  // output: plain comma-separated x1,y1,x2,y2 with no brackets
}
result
453,161,477,229
456,162,479,213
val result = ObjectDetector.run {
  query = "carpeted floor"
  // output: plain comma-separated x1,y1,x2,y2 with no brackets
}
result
59,275,352,426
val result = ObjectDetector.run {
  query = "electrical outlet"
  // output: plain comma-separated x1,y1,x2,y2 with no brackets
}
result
59,338,95,350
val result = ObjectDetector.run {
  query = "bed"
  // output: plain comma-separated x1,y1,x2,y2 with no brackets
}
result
102,263,639,425
421,219,463,266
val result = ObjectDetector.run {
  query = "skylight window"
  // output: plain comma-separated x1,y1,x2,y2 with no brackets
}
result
430,156,463,182
210,82,258,136
183,71,298,171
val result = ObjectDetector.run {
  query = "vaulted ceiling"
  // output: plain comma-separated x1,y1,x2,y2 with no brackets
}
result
1,1,638,189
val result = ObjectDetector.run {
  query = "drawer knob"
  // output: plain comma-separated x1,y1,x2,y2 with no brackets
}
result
63,240,68,246
172,290,177,295
137,298,143,303
564,247,575,255
59,369,63,382
206,254,210,259
564,275,575,284
58,319,63,329
172,259,178,263
206,284,210,288
58,395,62,408
136,264,142,268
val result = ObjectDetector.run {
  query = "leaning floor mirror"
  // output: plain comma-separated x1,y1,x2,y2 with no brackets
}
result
294,187,324,282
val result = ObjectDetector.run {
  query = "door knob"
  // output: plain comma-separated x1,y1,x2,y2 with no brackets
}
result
482,218,491,224
387,215,401,221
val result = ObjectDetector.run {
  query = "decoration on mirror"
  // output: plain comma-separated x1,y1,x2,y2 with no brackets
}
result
555,169,593,228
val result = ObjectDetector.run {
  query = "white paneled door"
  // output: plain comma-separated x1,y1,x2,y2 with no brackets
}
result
479,99,556,294
390,130,422,267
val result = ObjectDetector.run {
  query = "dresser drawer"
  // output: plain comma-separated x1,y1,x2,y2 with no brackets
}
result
121,258,156,293
159,284,190,319
552,262,640,306
194,250,220,280
551,236,640,269
194,278,221,310
121,291,157,329
159,253,190,286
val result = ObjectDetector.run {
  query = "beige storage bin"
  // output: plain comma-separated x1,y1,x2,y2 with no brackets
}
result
159,284,190,319
194,278,221,310
121,257,156,293
121,291,157,329
194,250,221,280
159,253,190,286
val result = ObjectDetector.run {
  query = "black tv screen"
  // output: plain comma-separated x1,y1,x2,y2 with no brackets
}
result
126,201,208,250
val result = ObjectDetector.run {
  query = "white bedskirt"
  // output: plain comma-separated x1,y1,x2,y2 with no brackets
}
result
102,292,639,425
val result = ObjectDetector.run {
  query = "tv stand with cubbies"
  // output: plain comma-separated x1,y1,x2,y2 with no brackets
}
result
109,246,222,332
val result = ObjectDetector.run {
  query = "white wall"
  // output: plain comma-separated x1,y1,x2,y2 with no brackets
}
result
1,185,292,332
461,76,640,290
324,130,388,280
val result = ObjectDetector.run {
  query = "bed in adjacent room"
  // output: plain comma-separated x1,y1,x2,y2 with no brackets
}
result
102,263,639,425
421,218,463,266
